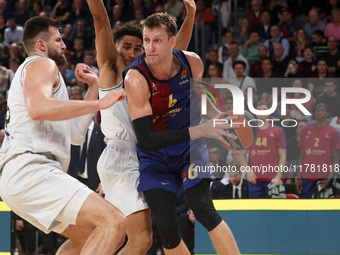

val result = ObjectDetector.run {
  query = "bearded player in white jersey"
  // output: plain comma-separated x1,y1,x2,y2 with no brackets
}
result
0,16,127,255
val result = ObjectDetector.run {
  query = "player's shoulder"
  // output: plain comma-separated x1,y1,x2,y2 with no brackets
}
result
181,50,203,77
26,57,56,69
326,123,340,134
182,50,202,63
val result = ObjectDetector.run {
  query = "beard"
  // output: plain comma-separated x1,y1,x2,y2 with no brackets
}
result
48,47,66,66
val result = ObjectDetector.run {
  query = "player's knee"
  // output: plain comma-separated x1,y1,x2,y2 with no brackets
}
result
157,220,181,249
129,227,152,251
131,233,153,253
101,212,126,239
192,206,222,232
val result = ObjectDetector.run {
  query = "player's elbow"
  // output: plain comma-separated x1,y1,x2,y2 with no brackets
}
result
28,108,44,121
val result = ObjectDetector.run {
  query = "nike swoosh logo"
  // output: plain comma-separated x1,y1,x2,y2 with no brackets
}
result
161,182,169,185
153,92,159,96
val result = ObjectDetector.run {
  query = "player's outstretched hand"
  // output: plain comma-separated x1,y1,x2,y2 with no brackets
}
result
203,113,239,148
75,63,99,87
98,89,126,110
183,0,196,15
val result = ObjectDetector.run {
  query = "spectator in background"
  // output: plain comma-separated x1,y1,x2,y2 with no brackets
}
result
15,0,32,26
71,37,85,66
235,18,251,46
203,49,223,77
223,96,233,112
296,103,340,198
286,120,307,166
284,59,301,78
299,47,317,77
69,18,93,50
240,101,286,198
205,64,222,79
31,0,43,17
0,14,6,41
0,0,12,22
315,80,340,119
0,62,12,97
229,60,257,94
272,43,290,77
3,17,23,47
8,57,20,73
211,166,249,199
218,31,234,64
240,31,262,66
246,0,262,31
69,0,91,25
194,0,216,51
207,139,227,180
83,51,99,77
264,25,290,59
256,57,280,97
310,59,335,98
110,4,125,26
294,29,309,61
289,79,314,121
49,0,72,27
134,7,145,22
256,10,272,42
223,42,249,81
59,51,76,86
324,36,340,73
277,104,296,141
146,0,163,16
250,45,268,77
304,9,326,40
311,30,329,59
0,43,9,67
325,8,340,40
164,0,184,18
70,86,83,100
279,7,301,56
324,0,340,23
8,43,25,63
131,0,146,19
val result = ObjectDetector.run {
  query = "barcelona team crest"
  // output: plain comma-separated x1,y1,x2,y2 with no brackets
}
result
152,83,158,90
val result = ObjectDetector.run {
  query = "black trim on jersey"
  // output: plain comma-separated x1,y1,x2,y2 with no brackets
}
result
52,77,62,95
123,66,153,103
141,51,184,84
19,57,43,87
177,50,193,77
99,80,123,92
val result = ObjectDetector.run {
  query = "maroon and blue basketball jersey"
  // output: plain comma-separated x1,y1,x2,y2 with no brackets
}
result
124,49,210,193
299,124,340,180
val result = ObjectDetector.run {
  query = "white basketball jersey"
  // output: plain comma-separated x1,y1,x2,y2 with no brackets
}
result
99,81,136,143
0,56,73,172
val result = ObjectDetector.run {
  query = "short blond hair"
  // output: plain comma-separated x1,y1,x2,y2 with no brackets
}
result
141,12,177,38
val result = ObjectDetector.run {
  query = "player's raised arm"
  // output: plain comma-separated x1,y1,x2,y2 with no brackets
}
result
23,59,125,121
87,0,123,75
174,0,196,50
